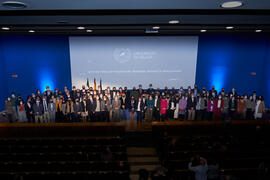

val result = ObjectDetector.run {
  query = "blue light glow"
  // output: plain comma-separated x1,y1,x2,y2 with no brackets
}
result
39,69,55,92
210,66,227,93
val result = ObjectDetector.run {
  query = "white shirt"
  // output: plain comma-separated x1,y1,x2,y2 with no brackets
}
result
137,102,141,111
217,100,221,108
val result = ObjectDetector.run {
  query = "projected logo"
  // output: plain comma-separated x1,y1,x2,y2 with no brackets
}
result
113,48,132,63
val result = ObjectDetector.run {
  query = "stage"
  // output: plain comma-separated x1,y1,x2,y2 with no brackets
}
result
0,119,268,138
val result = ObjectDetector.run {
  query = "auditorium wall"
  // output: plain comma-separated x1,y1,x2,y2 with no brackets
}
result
0,38,7,111
0,35,72,111
0,34,270,111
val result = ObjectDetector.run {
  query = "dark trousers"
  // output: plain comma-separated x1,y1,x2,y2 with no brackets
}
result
137,111,143,123
207,112,214,121
246,109,254,120
26,113,35,123
88,111,94,122
153,107,160,121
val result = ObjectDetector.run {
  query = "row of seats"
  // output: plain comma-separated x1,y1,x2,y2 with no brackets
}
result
0,152,127,161
0,161,130,172
0,171,130,180
0,137,126,146
0,145,126,153
167,150,270,160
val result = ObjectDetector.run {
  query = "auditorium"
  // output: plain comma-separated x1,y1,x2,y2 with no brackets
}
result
0,0,270,180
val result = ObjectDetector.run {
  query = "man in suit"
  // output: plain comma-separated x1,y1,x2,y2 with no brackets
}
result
209,86,217,98
120,93,129,120
153,93,161,121
112,94,121,122
33,97,44,123
42,96,50,123
136,97,145,124
48,98,56,123
87,95,96,122
25,97,34,123
73,98,82,122
187,93,197,121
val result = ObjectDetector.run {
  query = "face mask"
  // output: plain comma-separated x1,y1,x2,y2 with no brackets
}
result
7,98,11,101
12,94,15,98
36,101,40,103
219,97,221,99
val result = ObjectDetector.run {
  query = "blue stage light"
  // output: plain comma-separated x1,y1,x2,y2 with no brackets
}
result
39,69,55,92
210,66,227,93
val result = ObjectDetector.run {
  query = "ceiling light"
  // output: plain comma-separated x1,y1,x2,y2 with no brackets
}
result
200,29,207,32
2,1,27,9
169,20,180,24
226,26,234,29
86,29,93,33
28,30,35,33
221,1,243,8
77,26,85,30
152,26,160,30
2,27,10,30
255,29,262,33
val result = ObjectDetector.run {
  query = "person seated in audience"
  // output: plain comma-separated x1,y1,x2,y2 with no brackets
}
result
188,156,208,180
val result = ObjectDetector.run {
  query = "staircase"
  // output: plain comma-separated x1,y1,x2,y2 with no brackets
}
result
126,131,161,180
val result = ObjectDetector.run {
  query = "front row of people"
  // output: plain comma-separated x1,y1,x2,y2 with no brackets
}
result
5,91,266,123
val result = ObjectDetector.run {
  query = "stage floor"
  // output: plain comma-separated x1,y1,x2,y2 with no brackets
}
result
0,119,269,132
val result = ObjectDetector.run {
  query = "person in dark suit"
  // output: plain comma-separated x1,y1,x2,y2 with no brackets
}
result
136,97,145,124
87,95,96,122
33,97,44,123
187,93,197,121
73,98,82,122
25,96,34,123
129,96,137,121
120,93,129,120
209,86,217,98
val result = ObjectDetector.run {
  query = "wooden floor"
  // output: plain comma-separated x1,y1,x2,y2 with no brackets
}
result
0,119,268,132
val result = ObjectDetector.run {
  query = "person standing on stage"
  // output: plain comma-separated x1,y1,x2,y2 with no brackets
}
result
48,98,56,123
160,96,168,122
187,92,197,121
153,93,161,121
146,95,154,122
42,96,50,123
136,97,145,124
33,97,44,123
112,94,121,122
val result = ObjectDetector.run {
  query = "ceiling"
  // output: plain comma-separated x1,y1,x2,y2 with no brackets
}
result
0,0,270,34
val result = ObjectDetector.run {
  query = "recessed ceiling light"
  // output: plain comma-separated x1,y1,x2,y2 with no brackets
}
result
2,1,27,8
77,26,85,30
255,29,262,33
86,29,93,33
28,30,35,33
153,26,160,30
221,1,243,8
226,26,234,29
169,20,180,24
200,29,207,32
2,27,10,30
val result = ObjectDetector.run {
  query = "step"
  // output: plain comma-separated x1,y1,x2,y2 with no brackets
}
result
131,164,160,172
128,156,159,163
127,147,157,156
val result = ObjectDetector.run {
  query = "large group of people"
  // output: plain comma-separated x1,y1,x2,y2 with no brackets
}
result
4,84,266,123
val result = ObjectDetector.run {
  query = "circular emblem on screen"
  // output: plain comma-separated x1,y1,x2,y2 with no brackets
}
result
113,48,131,63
